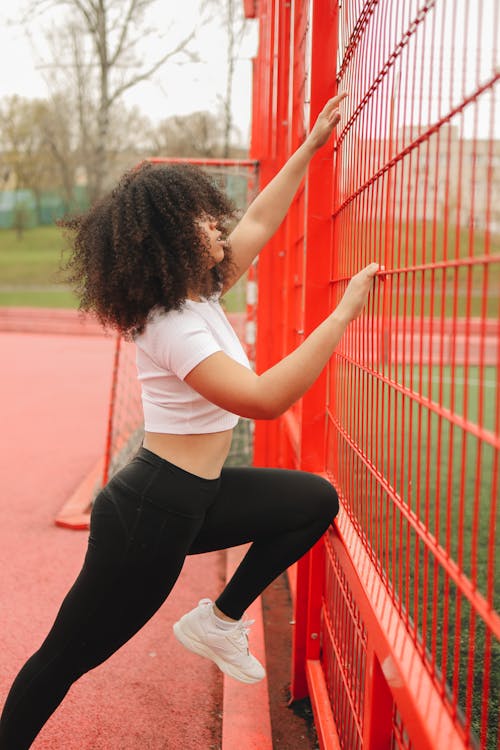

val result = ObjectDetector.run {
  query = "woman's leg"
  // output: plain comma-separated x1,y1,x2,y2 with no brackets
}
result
0,449,219,750
188,466,339,619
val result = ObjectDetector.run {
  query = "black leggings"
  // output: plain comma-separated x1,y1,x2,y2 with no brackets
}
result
0,446,338,749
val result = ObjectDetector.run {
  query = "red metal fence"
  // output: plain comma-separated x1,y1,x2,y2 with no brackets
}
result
245,1,499,748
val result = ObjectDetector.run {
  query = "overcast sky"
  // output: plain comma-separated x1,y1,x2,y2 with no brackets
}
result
0,1,497,142
0,0,258,143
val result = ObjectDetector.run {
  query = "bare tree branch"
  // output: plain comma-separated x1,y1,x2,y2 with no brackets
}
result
16,0,202,198
109,28,197,102
108,0,138,66
72,0,97,33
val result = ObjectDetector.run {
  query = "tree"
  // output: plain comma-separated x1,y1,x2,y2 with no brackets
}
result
207,0,248,157
37,92,80,211
0,95,57,222
42,21,99,200
25,0,199,199
149,110,227,158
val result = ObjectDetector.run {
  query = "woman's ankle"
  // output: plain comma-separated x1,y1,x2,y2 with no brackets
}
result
213,603,238,623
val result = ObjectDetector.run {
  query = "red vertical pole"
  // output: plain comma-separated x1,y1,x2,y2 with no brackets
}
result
252,0,278,467
300,1,339,472
290,0,340,701
102,334,122,486
252,0,291,469
362,646,394,749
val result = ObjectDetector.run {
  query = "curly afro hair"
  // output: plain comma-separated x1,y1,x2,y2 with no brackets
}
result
58,161,237,337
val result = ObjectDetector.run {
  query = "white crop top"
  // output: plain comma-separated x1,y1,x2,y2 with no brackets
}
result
134,296,251,434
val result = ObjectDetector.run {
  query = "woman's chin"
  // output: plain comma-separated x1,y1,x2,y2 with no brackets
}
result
208,257,222,269
211,252,225,266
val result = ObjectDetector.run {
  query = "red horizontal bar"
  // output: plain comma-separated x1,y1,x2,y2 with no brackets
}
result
329,359,500,451
336,0,378,81
242,0,256,19
327,522,468,750
327,408,500,639
329,254,500,280
146,157,259,168
337,2,436,145
334,72,500,214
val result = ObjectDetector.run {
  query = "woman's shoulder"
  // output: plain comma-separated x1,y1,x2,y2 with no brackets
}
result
137,302,208,340
148,302,198,324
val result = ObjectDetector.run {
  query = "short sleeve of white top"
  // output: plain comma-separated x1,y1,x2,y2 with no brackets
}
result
134,297,251,434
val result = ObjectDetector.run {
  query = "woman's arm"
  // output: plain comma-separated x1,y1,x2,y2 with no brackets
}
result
224,93,348,291
186,262,380,420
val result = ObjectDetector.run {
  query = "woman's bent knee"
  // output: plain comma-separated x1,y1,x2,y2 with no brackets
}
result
309,475,339,523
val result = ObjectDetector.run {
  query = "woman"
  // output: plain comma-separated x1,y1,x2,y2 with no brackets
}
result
0,93,381,748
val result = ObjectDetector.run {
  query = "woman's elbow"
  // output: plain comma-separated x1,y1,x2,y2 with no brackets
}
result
231,378,292,420
240,402,278,420
246,389,290,420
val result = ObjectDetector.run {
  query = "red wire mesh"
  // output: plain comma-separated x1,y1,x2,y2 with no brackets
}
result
328,2,499,747
248,0,499,748
101,335,143,485
323,536,367,750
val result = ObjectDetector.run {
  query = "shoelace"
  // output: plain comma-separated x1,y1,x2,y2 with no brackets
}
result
231,619,255,654
199,598,253,634
198,599,254,653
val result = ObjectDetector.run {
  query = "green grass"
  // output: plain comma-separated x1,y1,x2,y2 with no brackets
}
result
339,363,498,748
0,225,248,311
221,275,247,312
1,222,498,315
365,218,500,267
0,226,66,285
359,219,500,317
389,266,499,319
0,225,78,307
0,289,78,308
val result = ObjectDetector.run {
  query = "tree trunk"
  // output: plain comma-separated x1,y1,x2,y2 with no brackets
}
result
223,0,235,158
94,1,110,200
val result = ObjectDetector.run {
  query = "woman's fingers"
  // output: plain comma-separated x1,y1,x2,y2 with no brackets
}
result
308,92,348,149
353,262,381,284
365,262,380,275
325,92,348,111
323,93,347,121
363,262,387,283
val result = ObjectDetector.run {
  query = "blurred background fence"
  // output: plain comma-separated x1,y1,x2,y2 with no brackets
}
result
245,1,499,748
0,187,88,229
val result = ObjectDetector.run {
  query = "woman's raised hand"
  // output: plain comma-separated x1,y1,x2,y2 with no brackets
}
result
333,263,383,324
306,92,348,151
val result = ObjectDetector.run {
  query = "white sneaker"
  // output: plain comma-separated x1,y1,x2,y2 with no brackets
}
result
173,598,266,684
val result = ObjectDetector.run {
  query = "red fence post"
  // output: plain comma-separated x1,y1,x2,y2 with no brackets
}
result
290,0,340,702
251,0,289,468
362,647,394,749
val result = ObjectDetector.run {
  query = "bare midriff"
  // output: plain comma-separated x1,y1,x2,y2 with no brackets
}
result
142,428,234,480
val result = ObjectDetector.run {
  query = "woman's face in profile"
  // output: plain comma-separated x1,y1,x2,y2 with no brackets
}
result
196,214,227,267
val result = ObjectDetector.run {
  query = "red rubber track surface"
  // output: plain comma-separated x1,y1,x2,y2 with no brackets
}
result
0,331,224,749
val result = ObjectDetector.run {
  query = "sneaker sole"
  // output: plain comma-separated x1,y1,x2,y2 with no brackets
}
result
172,620,265,685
